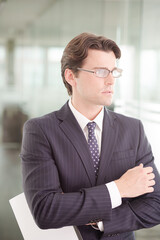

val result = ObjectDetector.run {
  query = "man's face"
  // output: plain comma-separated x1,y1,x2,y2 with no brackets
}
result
72,49,117,107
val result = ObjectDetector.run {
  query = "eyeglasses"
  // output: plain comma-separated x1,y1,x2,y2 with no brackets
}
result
77,67,122,78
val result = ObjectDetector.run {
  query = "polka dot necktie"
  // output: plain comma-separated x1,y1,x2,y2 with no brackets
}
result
87,122,100,177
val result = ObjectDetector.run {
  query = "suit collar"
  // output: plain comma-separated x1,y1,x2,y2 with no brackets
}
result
56,101,117,125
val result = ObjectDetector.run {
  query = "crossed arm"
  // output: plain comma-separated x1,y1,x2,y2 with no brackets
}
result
102,161,160,236
99,122,160,236
21,118,160,235
88,163,156,231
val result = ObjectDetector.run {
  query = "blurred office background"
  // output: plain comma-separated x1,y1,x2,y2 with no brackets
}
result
0,0,160,239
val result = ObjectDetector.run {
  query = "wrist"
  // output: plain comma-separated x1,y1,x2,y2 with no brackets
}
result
114,179,125,198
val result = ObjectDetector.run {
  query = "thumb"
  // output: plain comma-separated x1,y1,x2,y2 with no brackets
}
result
139,163,143,168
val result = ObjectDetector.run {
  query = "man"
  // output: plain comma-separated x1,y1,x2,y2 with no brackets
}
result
21,33,160,240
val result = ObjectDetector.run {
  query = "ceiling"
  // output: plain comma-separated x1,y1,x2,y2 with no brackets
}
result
0,0,125,46
0,0,160,49
0,0,57,42
0,0,138,44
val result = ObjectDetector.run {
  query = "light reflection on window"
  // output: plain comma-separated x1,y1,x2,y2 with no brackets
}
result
47,47,64,87
14,46,67,116
15,47,45,88
140,50,158,102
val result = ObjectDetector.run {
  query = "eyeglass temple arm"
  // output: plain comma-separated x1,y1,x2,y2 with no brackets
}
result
77,68,94,73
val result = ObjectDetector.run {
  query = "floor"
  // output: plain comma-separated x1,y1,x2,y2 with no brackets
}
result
0,144,23,240
0,142,160,240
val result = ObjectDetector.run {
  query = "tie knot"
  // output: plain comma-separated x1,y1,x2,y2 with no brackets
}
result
87,122,96,132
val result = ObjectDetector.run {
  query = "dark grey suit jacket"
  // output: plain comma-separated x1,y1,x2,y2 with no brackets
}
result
21,102,160,240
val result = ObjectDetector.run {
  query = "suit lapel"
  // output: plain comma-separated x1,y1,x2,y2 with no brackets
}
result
56,102,96,186
96,109,118,185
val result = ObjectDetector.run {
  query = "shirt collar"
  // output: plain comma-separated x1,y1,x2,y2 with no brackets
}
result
68,99,104,131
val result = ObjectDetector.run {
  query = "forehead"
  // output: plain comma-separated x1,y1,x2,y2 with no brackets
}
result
83,49,116,68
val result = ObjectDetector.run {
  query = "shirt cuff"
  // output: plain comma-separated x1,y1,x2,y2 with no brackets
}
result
97,221,104,232
106,181,122,209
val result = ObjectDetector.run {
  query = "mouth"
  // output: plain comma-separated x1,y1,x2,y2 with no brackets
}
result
101,90,113,94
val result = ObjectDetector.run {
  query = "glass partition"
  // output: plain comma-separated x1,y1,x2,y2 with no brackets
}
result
0,1,160,239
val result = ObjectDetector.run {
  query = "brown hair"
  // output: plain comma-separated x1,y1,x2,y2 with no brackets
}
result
61,32,121,95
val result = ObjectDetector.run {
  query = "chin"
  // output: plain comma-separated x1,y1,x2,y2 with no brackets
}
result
102,99,113,107
93,97,113,107
100,96,113,106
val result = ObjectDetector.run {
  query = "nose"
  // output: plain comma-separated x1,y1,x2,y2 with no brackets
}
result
104,72,115,85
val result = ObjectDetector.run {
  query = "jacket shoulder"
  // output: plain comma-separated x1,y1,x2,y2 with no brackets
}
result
107,110,141,128
109,110,139,121
23,111,58,131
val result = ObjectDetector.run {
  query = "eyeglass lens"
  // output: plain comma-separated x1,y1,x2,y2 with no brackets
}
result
95,69,121,78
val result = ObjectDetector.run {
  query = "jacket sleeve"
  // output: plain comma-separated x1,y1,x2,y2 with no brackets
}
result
102,120,160,236
21,118,112,229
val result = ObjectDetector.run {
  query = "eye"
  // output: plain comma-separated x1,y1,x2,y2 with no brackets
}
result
95,69,108,77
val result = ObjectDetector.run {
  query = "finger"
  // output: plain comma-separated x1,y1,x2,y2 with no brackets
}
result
144,166,153,174
86,223,97,226
147,187,154,193
148,180,156,187
139,163,143,168
148,173,155,180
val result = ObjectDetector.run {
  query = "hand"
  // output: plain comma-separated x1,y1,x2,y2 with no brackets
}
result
86,222,99,230
86,223,97,226
115,163,155,198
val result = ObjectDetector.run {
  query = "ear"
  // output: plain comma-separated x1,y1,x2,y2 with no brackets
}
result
64,68,77,87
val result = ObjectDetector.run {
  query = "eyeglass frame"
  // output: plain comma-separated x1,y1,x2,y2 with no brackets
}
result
77,67,123,78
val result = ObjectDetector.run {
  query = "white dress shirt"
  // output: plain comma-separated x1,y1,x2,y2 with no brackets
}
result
68,99,122,231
